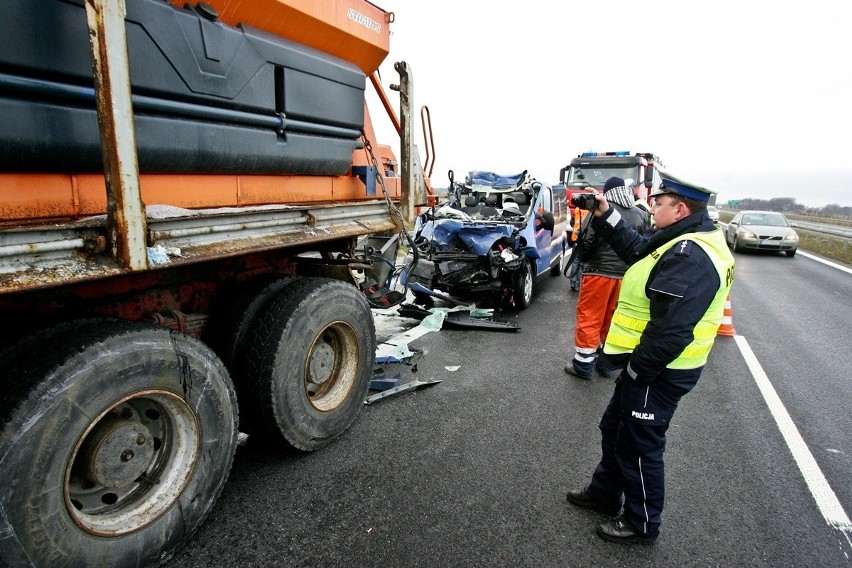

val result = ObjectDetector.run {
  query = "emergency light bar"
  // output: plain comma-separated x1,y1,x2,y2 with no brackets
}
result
580,151,631,157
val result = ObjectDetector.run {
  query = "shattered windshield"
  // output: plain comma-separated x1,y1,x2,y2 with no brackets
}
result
567,165,636,187
439,171,537,223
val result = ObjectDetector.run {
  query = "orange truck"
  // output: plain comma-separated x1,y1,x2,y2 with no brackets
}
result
0,1,434,565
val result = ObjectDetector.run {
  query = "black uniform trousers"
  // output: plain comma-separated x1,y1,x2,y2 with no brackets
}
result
587,366,703,536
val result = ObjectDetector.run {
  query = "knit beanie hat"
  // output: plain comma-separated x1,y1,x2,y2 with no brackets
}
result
602,176,634,208
604,177,625,192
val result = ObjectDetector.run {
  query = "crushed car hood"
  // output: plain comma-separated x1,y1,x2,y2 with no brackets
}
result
416,219,516,256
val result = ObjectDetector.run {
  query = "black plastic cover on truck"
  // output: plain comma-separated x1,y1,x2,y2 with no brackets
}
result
0,0,366,175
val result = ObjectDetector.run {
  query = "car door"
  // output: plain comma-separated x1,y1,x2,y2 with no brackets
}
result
531,186,561,276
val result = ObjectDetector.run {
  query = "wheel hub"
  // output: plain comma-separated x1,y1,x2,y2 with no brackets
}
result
308,340,335,386
66,390,201,536
80,415,154,488
304,323,359,412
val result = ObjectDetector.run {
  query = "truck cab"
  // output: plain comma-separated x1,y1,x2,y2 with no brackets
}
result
559,151,663,204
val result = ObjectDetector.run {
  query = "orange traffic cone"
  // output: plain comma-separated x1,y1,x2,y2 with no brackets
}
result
717,295,736,336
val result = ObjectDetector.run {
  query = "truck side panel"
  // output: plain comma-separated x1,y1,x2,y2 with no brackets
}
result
0,170,400,222
0,0,365,175
192,0,391,75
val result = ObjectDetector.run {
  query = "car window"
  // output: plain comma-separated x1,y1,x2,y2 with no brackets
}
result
740,213,789,226
540,187,553,213
764,214,789,227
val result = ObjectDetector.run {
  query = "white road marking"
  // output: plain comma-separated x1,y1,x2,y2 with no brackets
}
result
734,335,852,545
798,250,852,274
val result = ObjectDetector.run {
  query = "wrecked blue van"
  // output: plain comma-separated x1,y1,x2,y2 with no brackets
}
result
403,171,569,309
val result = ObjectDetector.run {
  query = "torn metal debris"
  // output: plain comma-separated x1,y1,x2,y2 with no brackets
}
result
397,303,519,332
363,379,442,405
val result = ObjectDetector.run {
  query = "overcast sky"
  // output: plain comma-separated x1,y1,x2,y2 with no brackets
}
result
369,0,852,208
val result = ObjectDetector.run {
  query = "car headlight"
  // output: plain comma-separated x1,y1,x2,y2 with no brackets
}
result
740,230,757,239
783,231,799,241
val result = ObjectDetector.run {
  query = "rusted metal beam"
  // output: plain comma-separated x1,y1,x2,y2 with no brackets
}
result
369,72,401,136
393,61,428,227
85,0,148,270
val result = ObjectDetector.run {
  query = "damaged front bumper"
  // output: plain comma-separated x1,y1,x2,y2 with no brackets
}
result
402,222,527,302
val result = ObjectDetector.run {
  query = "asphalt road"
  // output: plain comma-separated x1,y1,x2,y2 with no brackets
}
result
167,249,852,568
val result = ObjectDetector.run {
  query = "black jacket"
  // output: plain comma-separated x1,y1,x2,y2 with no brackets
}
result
592,208,723,385
578,203,650,278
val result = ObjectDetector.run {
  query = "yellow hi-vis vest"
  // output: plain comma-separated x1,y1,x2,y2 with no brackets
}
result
604,228,735,369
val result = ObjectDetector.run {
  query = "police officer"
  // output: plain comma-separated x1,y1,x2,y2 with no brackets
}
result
565,173,735,544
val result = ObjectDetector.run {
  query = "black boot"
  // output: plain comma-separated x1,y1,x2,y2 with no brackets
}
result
566,487,620,516
596,517,658,545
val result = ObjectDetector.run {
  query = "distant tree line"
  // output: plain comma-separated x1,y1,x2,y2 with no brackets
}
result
723,197,852,219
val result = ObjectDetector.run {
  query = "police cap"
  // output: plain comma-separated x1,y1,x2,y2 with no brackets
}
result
650,171,716,203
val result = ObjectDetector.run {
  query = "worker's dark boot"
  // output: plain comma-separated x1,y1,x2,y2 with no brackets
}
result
596,517,658,545
564,359,593,380
564,364,592,380
566,487,621,515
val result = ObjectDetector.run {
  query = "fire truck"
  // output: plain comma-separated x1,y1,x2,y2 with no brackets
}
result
0,1,435,565
558,151,664,203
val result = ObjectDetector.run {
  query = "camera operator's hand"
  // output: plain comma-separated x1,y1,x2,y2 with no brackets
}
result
592,191,609,217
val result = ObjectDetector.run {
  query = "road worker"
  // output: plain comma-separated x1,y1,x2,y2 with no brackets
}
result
564,177,650,379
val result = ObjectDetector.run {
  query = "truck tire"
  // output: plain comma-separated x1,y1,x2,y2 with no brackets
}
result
241,277,375,451
0,321,238,568
207,274,299,369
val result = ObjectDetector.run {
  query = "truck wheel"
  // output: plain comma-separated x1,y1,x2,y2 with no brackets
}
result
207,274,299,369
512,260,534,310
0,321,238,568
208,275,299,437
242,277,375,451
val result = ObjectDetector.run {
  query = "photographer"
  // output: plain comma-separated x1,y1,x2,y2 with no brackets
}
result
565,177,650,380
565,174,735,545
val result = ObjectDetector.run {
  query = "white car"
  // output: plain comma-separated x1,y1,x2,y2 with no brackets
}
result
706,205,720,222
724,210,798,257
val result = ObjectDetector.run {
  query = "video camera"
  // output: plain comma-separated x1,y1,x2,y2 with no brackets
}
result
571,193,598,211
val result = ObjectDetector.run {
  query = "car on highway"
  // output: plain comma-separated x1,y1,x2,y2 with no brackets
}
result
706,205,720,222
725,210,799,257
